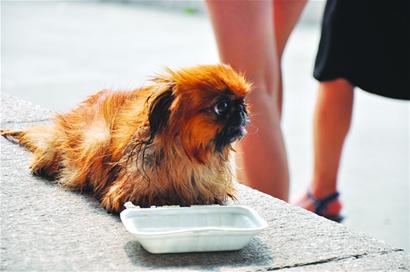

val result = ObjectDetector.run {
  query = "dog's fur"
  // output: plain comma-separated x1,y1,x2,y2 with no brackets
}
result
1,64,251,212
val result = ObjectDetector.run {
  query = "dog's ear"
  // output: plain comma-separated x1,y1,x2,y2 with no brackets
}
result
148,88,175,139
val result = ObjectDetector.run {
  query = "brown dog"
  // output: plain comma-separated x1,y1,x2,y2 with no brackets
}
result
1,64,251,212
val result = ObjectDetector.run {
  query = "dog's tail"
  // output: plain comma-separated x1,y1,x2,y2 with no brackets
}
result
1,128,46,153
2,126,62,179
0,129,25,144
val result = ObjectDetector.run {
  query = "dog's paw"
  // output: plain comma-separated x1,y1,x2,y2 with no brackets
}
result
101,185,127,213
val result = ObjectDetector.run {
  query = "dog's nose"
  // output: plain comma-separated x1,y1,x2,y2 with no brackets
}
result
236,105,249,126
241,111,249,126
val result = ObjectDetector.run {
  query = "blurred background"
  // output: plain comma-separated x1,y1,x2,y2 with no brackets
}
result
1,0,409,250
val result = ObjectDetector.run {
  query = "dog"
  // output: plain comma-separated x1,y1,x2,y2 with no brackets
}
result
1,64,251,212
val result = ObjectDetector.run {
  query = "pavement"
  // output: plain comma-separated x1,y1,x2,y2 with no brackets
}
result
1,93,409,271
1,0,409,256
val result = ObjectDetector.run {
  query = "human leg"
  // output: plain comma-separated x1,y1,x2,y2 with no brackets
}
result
206,0,305,200
294,78,354,216
272,0,307,114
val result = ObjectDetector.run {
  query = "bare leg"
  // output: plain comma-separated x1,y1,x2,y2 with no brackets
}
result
294,78,354,215
206,0,305,200
273,0,307,114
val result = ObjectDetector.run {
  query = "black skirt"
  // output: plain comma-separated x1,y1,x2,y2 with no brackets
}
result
314,0,410,100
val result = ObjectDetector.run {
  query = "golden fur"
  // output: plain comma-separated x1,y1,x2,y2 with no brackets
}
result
1,64,251,212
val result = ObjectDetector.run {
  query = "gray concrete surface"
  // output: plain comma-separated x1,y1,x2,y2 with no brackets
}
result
1,94,409,271
1,0,409,254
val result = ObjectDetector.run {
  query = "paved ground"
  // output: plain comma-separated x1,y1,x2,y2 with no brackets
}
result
1,94,409,271
1,0,409,252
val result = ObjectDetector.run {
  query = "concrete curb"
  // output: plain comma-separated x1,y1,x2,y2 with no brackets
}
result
1,93,409,271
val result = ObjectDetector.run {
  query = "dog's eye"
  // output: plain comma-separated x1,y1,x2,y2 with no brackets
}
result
213,100,230,116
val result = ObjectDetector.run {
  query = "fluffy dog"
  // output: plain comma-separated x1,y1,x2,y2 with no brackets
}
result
1,64,251,212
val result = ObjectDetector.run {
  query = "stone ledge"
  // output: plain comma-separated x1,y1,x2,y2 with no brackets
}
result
1,93,408,271
1,94,52,124
264,250,408,272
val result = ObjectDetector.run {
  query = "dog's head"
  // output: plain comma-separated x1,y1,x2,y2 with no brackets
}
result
147,64,251,163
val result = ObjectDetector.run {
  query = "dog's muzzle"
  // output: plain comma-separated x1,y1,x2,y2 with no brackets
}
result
214,106,249,151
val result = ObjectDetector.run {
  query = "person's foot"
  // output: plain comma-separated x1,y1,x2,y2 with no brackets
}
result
292,190,343,222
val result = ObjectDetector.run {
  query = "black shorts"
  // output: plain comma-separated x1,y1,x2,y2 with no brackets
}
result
314,0,410,100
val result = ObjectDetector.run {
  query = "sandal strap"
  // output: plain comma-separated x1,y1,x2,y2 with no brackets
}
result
306,191,340,216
